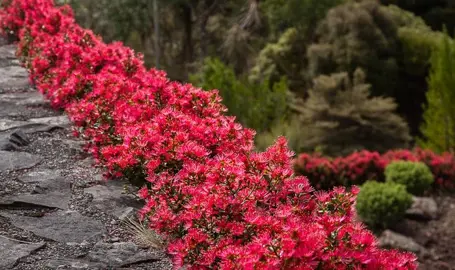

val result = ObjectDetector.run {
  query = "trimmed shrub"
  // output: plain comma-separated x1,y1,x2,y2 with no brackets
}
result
385,161,434,196
356,181,413,229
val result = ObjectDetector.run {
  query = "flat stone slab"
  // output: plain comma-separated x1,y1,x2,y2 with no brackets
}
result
0,237,45,269
29,115,70,127
0,45,18,60
46,258,97,269
0,150,41,171
0,66,30,90
0,101,27,118
88,241,160,267
84,182,141,219
0,119,30,132
18,169,70,192
0,92,47,106
46,242,160,269
0,65,28,79
2,211,105,243
1,191,71,209
0,119,64,133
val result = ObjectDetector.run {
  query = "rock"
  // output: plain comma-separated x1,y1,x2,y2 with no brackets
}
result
406,197,438,221
18,169,70,192
29,115,70,127
378,230,429,258
0,237,45,269
9,130,29,145
0,150,41,171
0,45,18,61
46,259,94,269
0,119,30,132
24,124,64,134
0,116,68,134
0,92,47,106
84,182,141,219
88,241,159,267
0,66,29,90
0,130,30,151
0,92,48,118
0,140,18,151
0,119,60,134
2,211,105,243
45,242,160,269
1,191,71,209
0,101,25,118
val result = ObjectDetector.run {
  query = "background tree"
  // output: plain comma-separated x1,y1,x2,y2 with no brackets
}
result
294,68,411,156
306,1,442,136
381,0,455,35
419,31,455,153
63,0,452,155
307,1,400,98
249,28,309,94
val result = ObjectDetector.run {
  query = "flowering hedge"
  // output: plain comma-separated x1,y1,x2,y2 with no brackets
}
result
295,149,455,190
0,0,418,268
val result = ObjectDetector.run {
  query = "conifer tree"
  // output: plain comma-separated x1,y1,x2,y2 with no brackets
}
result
419,31,455,153
296,68,411,156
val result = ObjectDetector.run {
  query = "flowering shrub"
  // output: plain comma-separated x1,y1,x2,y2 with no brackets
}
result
0,0,418,268
295,148,455,190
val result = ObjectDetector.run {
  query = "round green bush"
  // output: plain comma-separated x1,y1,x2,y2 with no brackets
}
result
356,181,412,229
384,161,434,195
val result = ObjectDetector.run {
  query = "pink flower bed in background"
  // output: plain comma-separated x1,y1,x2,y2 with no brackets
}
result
295,149,455,190
0,0,417,268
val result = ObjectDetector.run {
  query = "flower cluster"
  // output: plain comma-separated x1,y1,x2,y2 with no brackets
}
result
0,0,418,268
295,149,455,190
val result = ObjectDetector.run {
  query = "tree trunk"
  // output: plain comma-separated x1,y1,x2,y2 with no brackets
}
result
152,0,160,69
182,4,193,64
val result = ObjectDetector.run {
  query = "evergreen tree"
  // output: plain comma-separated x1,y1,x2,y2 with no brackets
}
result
306,1,441,135
419,31,455,153
295,68,411,156
249,28,309,94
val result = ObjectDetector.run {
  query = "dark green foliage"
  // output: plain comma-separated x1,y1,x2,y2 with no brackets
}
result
386,5,443,136
419,31,455,153
293,68,411,156
356,181,413,229
385,161,434,196
386,4,441,75
306,2,440,136
261,0,345,35
249,28,309,94
189,57,289,133
424,7,455,35
397,27,441,76
307,0,400,97
382,0,455,34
